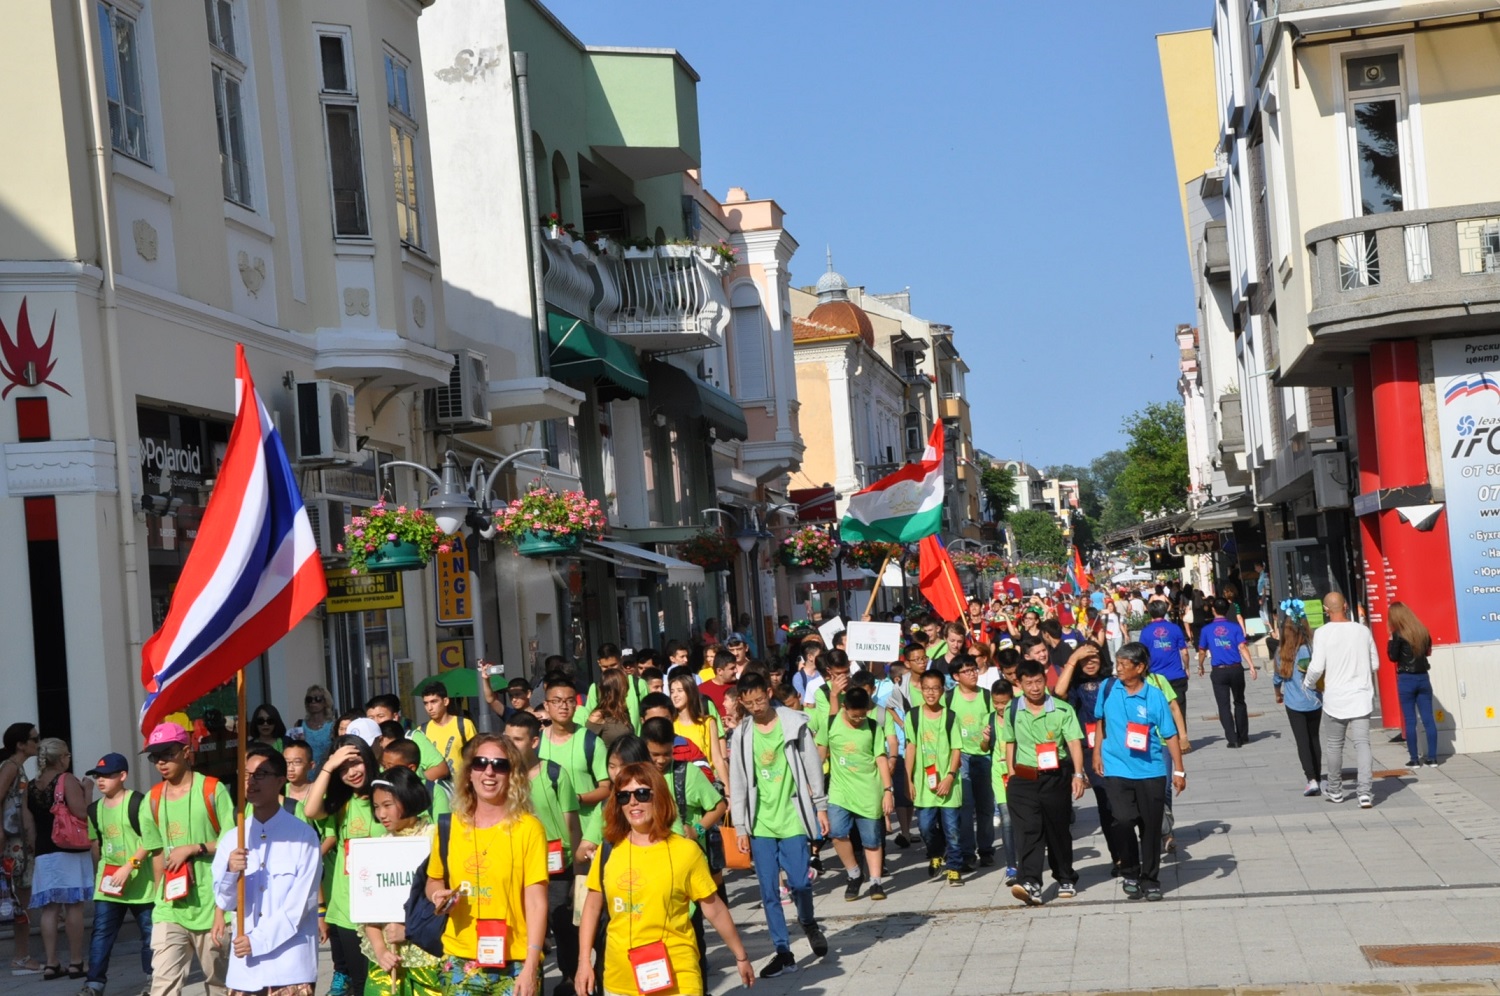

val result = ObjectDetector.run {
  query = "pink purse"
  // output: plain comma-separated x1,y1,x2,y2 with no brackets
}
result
50,777,90,850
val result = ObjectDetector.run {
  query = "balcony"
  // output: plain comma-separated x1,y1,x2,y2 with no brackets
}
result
598,246,730,352
1306,202,1500,347
939,395,966,420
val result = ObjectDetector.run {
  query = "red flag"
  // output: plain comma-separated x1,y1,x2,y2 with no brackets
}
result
1001,575,1022,599
919,535,968,623
1072,545,1093,591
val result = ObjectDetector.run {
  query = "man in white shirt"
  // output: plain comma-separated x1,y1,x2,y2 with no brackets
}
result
211,746,322,996
1303,592,1381,808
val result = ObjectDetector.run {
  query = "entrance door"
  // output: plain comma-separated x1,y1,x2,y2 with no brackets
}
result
625,596,652,651
1270,539,1340,606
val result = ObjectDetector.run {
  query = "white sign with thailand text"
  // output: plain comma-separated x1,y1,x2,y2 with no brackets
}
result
844,621,903,663
347,836,434,924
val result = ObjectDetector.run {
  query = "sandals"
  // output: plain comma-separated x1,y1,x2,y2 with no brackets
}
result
68,963,85,979
41,965,63,980
9,958,43,976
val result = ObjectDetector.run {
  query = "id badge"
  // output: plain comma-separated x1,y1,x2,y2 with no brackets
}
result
1085,723,1098,749
629,940,675,994
162,862,192,901
475,919,508,967
99,865,126,897
1035,741,1060,771
925,764,938,791
547,838,565,875
1125,722,1151,752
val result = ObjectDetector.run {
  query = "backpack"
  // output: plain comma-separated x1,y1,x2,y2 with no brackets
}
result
87,793,145,843
149,775,223,838
908,703,958,743
403,814,453,957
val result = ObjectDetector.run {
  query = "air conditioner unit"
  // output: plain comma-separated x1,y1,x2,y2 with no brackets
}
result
429,351,491,432
293,380,358,464
305,498,352,559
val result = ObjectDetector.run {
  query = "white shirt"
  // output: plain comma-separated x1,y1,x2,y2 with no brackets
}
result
976,669,1003,692
1303,620,1380,720
801,673,827,705
212,808,322,990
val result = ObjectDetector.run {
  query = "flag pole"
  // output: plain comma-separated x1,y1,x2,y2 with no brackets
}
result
235,669,247,938
862,549,897,622
943,557,973,634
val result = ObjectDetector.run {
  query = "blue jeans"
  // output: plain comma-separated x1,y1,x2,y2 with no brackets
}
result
917,806,962,871
1398,672,1439,761
749,835,816,956
958,753,995,862
85,900,152,989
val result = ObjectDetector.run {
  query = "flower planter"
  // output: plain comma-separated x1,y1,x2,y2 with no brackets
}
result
361,540,429,573
623,246,656,260
658,244,693,259
516,529,583,558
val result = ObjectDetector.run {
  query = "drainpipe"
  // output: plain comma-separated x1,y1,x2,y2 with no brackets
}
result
77,0,147,742
513,52,551,380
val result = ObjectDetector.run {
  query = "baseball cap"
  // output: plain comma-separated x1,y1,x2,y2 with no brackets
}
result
724,632,747,647
90,753,129,776
142,722,191,753
346,718,382,747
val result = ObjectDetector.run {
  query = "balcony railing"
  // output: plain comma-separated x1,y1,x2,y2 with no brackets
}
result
860,462,902,487
598,246,730,353
1306,202,1500,340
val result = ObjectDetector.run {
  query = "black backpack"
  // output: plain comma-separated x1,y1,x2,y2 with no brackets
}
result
403,814,453,957
87,793,145,842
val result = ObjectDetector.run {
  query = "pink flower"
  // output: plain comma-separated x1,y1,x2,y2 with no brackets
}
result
387,533,397,541
354,530,364,539
349,568,359,575
336,543,344,553
438,544,451,554
365,543,376,553
397,506,408,514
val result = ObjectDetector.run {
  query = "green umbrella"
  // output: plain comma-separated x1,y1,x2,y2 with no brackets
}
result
414,669,506,699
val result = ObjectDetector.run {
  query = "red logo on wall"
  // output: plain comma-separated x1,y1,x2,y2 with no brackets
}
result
0,298,69,399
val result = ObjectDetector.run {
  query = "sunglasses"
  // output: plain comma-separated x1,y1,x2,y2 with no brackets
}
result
305,696,325,704
469,756,512,774
255,717,274,725
615,788,654,805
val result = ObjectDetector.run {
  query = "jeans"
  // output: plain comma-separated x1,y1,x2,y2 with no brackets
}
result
748,835,816,956
86,900,152,989
996,797,1016,869
917,806,962,872
1397,672,1439,762
957,753,995,862
1285,707,1323,782
1324,713,1373,798
1210,665,1249,744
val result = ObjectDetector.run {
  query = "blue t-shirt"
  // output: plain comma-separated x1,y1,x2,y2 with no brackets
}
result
1197,618,1246,666
1090,591,1106,612
1095,679,1178,779
1139,620,1189,680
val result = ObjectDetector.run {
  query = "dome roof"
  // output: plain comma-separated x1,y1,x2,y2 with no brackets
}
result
807,300,874,347
814,248,850,303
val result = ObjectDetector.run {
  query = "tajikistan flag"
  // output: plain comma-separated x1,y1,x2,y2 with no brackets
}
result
839,422,945,543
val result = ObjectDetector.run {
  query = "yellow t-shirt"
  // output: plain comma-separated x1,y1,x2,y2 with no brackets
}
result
422,716,477,767
587,834,717,996
673,716,719,766
426,812,549,962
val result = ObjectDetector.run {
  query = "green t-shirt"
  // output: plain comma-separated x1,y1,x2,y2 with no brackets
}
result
998,697,1085,769
750,721,803,838
818,715,885,820
531,761,580,867
989,713,1011,804
324,795,386,930
582,674,645,730
665,762,723,835
947,688,996,756
539,726,608,841
152,774,236,930
89,791,163,904
904,706,962,809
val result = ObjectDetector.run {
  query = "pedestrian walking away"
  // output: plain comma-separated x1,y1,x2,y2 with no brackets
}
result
1196,597,1258,747
1387,601,1439,768
1139,601,1192,727
1304,592,1381,808
28,738,93,982
1272,601,1324,797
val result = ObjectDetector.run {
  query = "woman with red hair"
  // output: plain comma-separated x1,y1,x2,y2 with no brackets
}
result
574,763,754,995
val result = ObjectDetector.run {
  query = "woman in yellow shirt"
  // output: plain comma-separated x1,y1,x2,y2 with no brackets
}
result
574,763,754,996
669,676,728,789
424,736,549,996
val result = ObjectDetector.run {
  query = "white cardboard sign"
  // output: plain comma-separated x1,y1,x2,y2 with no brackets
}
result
817,616,846,646
347,836,434,924
844,621,903,663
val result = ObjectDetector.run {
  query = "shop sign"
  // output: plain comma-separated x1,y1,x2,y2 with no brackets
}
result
325,569,403,613
1167,531,1220,556
1434,334,1500,641
433,533,474,625
436,638,466,672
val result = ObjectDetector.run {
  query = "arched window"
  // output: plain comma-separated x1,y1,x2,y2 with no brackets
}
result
729,283,769,399
551,151,570,221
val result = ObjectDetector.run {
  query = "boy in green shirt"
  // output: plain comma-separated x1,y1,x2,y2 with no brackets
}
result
537,673,610,847
988,682,1019,883
816,687,894,901
946,654,997,869
84,752,161,996
640,718,727,843
904,671,964,886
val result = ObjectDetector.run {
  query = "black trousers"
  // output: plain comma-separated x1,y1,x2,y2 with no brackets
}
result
1169,677,1189,719
1091,782,1132,865
548,874,580,987
1286,706,1323,782
1007,771,1076,887
1210,665,1248,744
327,924,367,993
1105,776,1168,885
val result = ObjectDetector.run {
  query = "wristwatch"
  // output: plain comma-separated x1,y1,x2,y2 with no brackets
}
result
1072,774,1086,780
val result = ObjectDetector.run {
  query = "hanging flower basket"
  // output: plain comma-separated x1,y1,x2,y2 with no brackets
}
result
676,530,739,571
950,550,1005,575
341,502,452,575
777,525,836,573
493,484,607,559
845,541,902,571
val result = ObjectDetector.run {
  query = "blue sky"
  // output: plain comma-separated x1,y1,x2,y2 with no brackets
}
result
548,0,1213,468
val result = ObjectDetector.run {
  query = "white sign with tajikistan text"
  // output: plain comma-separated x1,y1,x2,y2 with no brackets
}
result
844,621,903,663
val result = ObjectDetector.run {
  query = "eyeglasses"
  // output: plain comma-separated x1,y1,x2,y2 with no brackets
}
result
305,696,325,704
469,756,512,774
247,769,282,782
615,788,654,805
255,717,274,726
544,697,576,706
955,665,978,674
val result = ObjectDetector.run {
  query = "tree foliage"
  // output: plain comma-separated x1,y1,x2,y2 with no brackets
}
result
1117,402,1190,519
1009,509,1067,564
979,462,1017,522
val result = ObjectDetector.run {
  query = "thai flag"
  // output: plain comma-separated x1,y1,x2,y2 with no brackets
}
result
139,345,327,734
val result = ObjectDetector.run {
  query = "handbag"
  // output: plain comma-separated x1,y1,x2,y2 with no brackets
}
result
718,823,752,871
50,776,90,851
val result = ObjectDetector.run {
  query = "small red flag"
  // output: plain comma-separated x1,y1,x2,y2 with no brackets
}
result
919,535,969,623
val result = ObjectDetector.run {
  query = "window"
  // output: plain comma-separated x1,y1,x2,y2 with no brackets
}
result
1344,53,1408,216
97,2,148,162
385,51,422,249
205,0,251,206
318,28,368,238
729,284,769,399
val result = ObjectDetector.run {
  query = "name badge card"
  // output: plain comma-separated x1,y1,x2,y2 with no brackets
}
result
1125,722,1151,752
629,941,675,994
475,919,508,967
1085,722,1098,749
547,839,565,875
99,866,126,897
162,863,192,902
1035,741,1060,771
925,764,938,791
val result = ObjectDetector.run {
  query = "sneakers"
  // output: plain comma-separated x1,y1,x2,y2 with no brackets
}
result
1011,881,1041,905
868,880,887,901
1304,779,1321,797
1122,878,1141,898
927,856,942,878
1057,881,1077,899
979,854,996,867
1359,794,1373,809
1145,885,1164,902
893,832,911,848
1407,759,1422,771
759,951,797,979
844,878,861,902
1005,867,1018,886
1325,788,1345,804
802,921,828,957
959,861,976,874
1423,756,1438,768
330,972,350,996
946,869,964,887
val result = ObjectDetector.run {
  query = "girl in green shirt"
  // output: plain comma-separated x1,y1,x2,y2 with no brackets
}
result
364,768,439,996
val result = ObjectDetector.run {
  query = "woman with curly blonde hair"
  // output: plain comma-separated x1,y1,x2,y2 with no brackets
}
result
425,735,547,996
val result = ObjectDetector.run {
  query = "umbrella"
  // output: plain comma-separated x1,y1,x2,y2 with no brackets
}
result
414,669,507,699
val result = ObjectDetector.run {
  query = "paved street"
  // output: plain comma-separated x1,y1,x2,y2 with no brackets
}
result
10,649,1500,996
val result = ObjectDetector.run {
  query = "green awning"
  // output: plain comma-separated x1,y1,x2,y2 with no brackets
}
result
649,361,749,441
547,311,648,401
